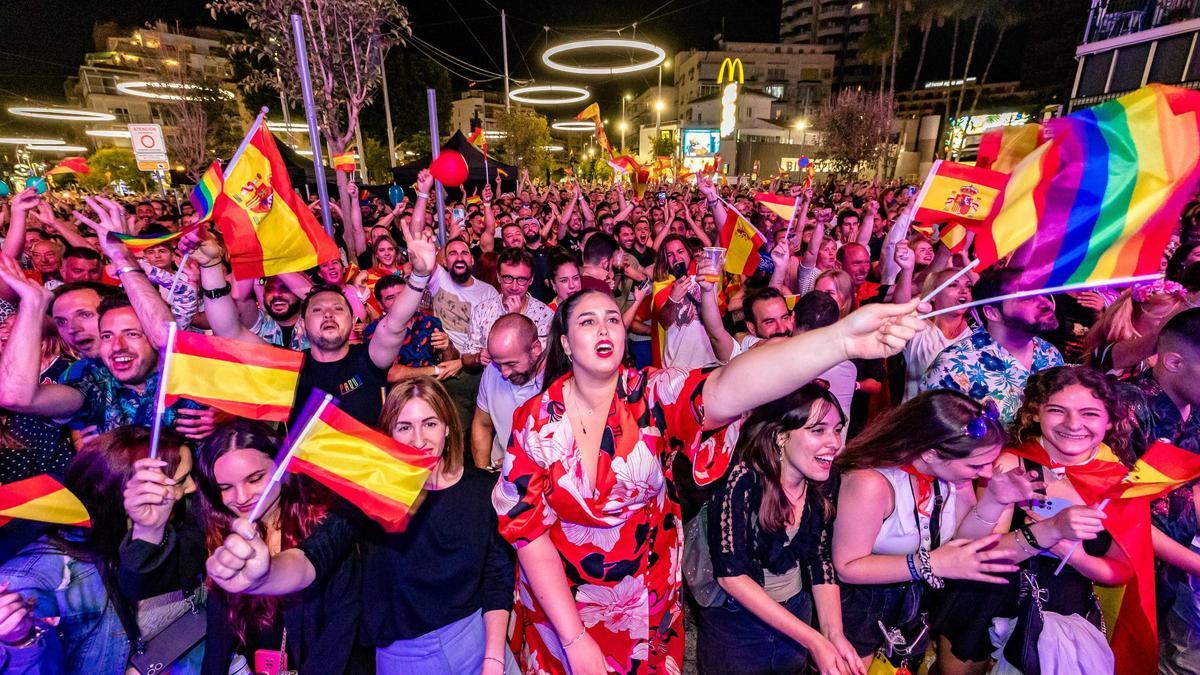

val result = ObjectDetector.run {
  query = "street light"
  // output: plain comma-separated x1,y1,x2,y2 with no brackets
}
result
792,119,808,145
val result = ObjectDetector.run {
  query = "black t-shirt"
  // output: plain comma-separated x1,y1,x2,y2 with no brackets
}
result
529,246,553,302
292,343,389,427
631,244,656,269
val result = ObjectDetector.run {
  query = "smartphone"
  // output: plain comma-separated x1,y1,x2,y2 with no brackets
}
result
452,207,465,222
657,192,667,203
906,186,917,196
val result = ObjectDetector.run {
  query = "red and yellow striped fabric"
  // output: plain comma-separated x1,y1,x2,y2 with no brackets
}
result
164,331,303,422
288,400,439,532
0,474,90,528
212,122,338,279
331,152,356,173
753,192,798,222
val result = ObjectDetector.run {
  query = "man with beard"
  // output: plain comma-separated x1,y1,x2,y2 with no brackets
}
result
920,266,1063,424
428,238,499,354
192,224,438,426
518,209,554,302
251,276,310,350
697,283,795,363
471,313,543,471
60,247,103,284
463,247,552,366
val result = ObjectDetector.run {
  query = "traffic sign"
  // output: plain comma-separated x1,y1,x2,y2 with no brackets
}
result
128,123,168,171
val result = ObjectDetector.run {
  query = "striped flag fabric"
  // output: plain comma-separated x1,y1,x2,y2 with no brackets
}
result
972,84,1200,288
1102,441,1200,501
286,393,439,532
495,167,509,178
467,127,488,156
212,119,338,279
163,331,303,422
718,207,767,276
45,156,90,176
0,475,90,528
976,123,1045,173
754,192,799,222
111,229,185,254
331,152,356,173
190,161,222,224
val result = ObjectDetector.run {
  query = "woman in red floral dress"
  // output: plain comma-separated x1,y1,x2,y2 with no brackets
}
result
493,287,925,674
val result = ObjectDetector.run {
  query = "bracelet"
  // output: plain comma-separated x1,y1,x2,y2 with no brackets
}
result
916,548,944,589
433,365,442,377
483,656,505,667
114,265,143,278
199,261,224,269
562,627,587,649
1019,525,1049,552
1014,532,1038,558
406,281,428,293
408,272,431,283
4,625,46,649
416,191,430,200
971,507,1000,526
202,284,232,300
905,553,920,581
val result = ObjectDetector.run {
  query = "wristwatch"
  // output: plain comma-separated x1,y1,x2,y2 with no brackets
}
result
201,284,232,300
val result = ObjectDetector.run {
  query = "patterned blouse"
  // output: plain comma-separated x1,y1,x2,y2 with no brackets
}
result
919,327,1064,424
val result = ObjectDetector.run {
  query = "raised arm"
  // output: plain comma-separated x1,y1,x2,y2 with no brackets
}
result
408,169,434,238
855,199,878,248
0,255,84,417
188,232,268,345
368,220,437,369
891,241,916,304
704,300,924,425
2,189,39,261
696,260,736,362
75,196,174,349
478,185,497,253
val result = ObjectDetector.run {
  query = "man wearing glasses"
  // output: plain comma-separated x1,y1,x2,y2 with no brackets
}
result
462,247,553,373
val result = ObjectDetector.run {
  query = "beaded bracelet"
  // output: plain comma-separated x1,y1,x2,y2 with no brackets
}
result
562,628,587,649
906,553,920,582
916,548,944,589
1019,525,1048,552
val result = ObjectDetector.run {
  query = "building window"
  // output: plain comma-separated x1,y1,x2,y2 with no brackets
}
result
767,67,786,80
764,84,785,98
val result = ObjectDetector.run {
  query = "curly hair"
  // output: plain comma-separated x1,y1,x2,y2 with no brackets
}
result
1009,365,1136,467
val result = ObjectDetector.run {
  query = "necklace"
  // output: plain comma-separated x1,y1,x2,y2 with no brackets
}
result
568,383,598,435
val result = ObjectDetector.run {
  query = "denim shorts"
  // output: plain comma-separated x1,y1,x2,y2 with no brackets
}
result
697,591,813,675
840,582,926,659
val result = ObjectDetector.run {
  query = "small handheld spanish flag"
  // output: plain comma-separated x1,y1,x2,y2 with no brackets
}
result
332,152,356,173
163,330,303,422
0,475,90,528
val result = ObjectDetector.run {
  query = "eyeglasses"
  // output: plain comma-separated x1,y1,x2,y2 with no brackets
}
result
499,274,532,285
964,399,1000,439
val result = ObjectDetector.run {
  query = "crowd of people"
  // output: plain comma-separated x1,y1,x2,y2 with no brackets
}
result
0,161,1197,675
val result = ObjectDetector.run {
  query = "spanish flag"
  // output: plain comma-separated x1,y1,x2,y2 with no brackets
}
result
754,192,799,222
0,474,90,528
45,156,90,176
976,123,1045,173
495,167,509,178
212,120,338,279
718,207,767,277
912,160,1007,227
331,152,356,173
164,330,303,422
285,393,439,532
467,127,488,156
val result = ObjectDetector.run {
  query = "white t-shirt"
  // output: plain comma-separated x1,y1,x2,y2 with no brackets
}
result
476,365,543,463
427,267,500,353
902,321,972,402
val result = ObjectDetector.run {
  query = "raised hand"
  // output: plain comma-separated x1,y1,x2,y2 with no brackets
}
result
0,254,51,306
416,169,434,195
406,230,437,277
893,240,915,271
832,300,927,361
0,587,33,645
206,517,270,594
124,457,180,539
930,535,1019,584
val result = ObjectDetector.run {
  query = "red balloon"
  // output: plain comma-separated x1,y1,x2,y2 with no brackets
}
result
429,150,469,187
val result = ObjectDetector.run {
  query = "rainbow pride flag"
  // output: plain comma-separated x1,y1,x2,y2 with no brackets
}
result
972,85,1200,290
190,161,222,224
111,229,184,253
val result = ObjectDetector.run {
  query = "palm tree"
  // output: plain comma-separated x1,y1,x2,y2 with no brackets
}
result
966,3,1028,119
953,4,987,121
909,0,957,90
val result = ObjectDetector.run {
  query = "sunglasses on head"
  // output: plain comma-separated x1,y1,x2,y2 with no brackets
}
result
964,399,1000,439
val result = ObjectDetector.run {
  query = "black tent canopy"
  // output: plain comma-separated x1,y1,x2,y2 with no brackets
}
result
391,130,518,194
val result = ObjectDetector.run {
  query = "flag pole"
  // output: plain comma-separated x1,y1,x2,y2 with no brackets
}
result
919,259,981,304
290,13,335,238
426,88,447,246
170,108,266,304
782,194,802,249
918,273,1162,320
247,392,333,524
148,321,179,460
1054,498,1109,575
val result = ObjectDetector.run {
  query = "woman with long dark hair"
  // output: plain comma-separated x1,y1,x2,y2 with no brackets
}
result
832,390,1038,672
0,427,203,673
195,420,359,675
493,287,926,674
699,384,864,675
935,366,1133,675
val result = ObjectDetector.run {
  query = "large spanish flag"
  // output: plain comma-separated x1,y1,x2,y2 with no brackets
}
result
286,393,439,532
912,160,1007,226
213,119,338,279
718,208,767,277
0,474,90,528
976,123,1045,173
164,330,303,422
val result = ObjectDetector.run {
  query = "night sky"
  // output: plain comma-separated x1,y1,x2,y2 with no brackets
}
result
0,0,1075,135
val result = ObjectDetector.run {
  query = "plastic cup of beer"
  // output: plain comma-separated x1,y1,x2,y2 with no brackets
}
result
700,247,727,283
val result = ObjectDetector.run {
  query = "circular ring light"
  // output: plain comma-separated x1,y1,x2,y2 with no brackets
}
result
551,121,596,132
86,129,132,138
508,85,590,105
542,38,666,76
9,107,116,122
115,81,236,101
27,144,88,152
0,137,64,146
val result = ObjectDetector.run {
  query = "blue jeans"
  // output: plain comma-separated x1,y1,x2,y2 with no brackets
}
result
376,610,517,675
840,582,926,659
697,591,813,675
1160,560,1200,675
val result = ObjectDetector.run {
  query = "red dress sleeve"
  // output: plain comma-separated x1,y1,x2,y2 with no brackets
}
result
644,367,737,486
492,399,559,548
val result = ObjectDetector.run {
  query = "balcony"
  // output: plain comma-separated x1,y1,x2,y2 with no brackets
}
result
1083,0,1200,44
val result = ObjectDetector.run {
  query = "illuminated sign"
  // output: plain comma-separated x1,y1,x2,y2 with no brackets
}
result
718,57,744,139
944,111,1033,157
682,129,720,157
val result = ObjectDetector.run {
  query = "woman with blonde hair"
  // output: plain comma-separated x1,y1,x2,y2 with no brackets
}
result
814,269,854,318
1083,281,1187,378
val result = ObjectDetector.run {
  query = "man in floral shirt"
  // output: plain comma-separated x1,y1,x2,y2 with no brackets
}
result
920,267,1063,424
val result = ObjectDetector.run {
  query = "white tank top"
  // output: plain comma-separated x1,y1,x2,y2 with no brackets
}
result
871,466,958,556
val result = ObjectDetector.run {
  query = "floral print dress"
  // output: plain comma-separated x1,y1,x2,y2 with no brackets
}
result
493,366,737,674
